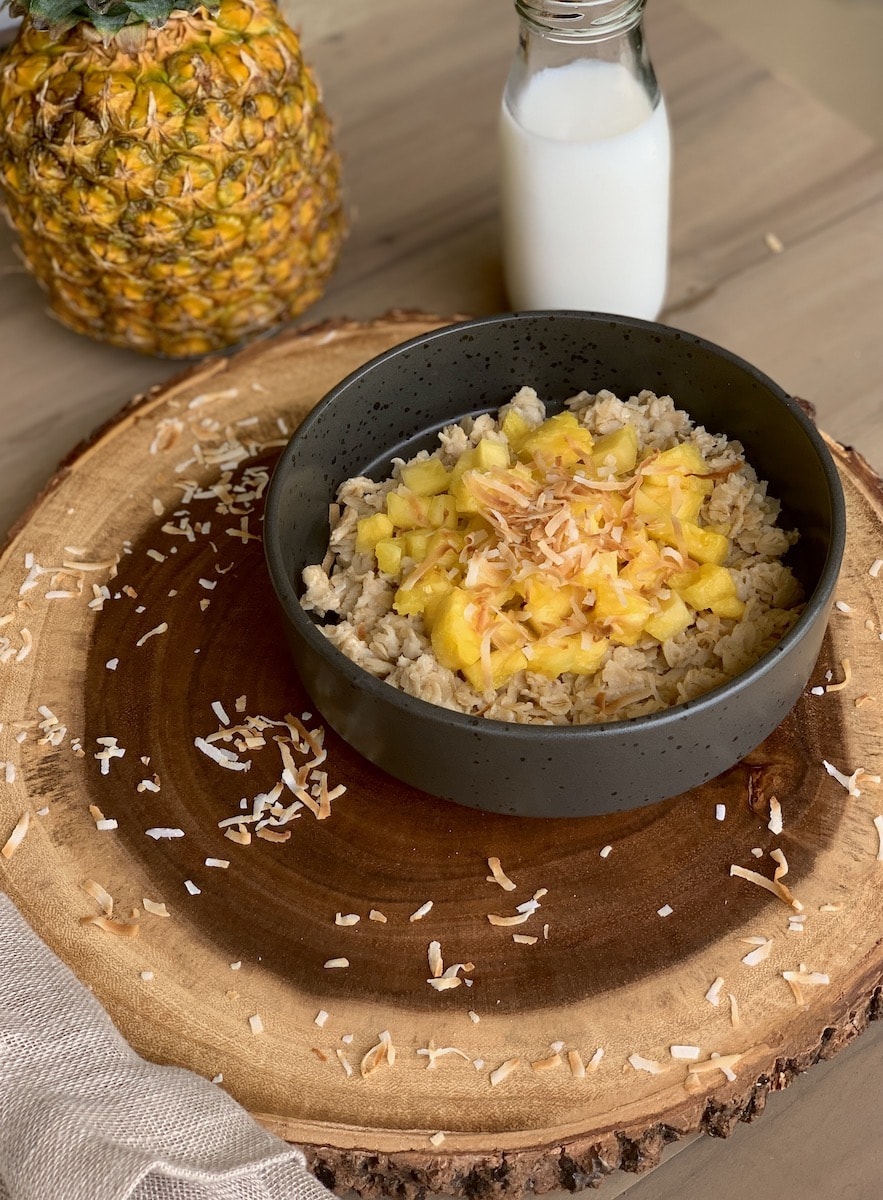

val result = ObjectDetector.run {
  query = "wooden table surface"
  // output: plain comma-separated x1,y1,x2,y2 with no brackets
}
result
1,1,881,1197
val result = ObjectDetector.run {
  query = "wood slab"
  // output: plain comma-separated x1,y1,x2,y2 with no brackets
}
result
1,315,882,1196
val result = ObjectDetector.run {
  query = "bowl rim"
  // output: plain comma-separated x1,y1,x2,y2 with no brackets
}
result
264,310,847,742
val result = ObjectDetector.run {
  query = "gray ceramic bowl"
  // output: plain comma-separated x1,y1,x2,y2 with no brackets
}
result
264,312,845,817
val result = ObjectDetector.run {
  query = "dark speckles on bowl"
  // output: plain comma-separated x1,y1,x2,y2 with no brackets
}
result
264,312,845,818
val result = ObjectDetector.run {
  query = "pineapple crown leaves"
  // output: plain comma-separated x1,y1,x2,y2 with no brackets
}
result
4,0,217,37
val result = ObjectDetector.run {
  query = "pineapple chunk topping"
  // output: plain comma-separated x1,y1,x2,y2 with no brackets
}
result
361,418,745,693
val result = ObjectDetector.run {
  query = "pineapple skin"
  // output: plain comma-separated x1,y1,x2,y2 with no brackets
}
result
0,0,346,357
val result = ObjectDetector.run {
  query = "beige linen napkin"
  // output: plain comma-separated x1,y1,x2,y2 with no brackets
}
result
0,893,335,1200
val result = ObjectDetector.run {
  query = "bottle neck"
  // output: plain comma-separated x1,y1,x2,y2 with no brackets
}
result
514,0,647,43
508,0,659,105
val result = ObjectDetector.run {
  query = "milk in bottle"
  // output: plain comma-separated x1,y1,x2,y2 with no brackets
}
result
500,0,671,319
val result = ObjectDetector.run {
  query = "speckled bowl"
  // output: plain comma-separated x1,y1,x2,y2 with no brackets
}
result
264,312,845,817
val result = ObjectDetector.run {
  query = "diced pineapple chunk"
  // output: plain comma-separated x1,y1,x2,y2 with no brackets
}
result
518,411,594,467
473,437,511,471
521,576,577,634
386,489,434,530
463,646,528,692
355,512,394,554
644,594,693,642
591,581,654,645
428,492,458,528
644,443,712,486
374,537,402,576
403,530,432,561
393,567,454,620
400,457,451,496
709,595,746,620
575,549,619,590
450,473,483,514
620,536,667,591
430,587,482,669
501,408,532,451
639,478,708,523
675,563,741,615
681,521,729,565
633,488,675,540
527,634,609,679
591,424,638,474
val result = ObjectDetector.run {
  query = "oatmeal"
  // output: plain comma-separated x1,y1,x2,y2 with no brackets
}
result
301,388,802,725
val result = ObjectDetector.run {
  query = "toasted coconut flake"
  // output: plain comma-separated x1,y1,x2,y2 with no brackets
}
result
869,558,883,579
874,815,883,860
82,879,114,916
335,1048,354,1077
418,1042,471,1069
486,856,517,891
834,600,852,614
531,1052,562,1072
336,913,361,927
428,940,444,978
145,827,185,840
768,796,783,836
670,1045,701,1061
428,977,462,991
513,933,538,945
136,777,161,794
489,1058,520,1087
361,1031,395,1076
135,622,168,648
468,1010,480,1023
142,898,170,918
409,900,433,922
224,827,252,846
248,1014,264,1036
628,1053,665,1075
824,659,852,692
487,910,531,927
315,1010,330,1028
687,1053,742,1080
783,967,830,1007
324,958,349,969
567,1049,586,1078
256,828,290,843
730,863,802,912
15,629,33,662
81,915,139,939
728,992,741,1027
587,1047,604,1072
429,1132,446,1148
770,848,789,880
1,811,30,859
195,736,250,772
764,231,784,253
740,937,773,966
705,976,725,1007
368,909,387,923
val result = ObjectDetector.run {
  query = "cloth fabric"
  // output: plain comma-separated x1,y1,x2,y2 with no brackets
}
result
0,893,335,1200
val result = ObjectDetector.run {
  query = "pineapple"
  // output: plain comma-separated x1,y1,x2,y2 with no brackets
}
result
0,0,345,356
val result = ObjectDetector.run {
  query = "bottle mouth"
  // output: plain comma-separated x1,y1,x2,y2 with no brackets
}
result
515,0,646,40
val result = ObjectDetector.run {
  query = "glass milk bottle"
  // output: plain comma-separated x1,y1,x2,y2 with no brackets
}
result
500,0,671,319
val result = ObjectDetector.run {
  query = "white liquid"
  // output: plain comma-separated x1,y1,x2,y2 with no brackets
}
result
500,58,671,318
